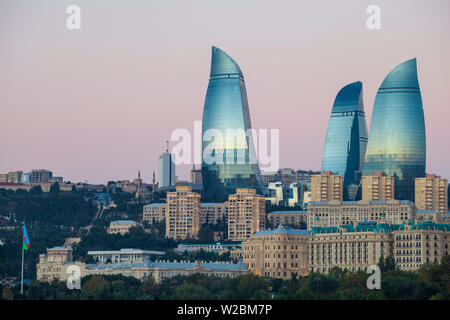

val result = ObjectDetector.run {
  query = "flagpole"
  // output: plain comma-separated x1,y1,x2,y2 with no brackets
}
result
21,219,24,295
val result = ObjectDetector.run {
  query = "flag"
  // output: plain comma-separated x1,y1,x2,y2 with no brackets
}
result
23,223,30,251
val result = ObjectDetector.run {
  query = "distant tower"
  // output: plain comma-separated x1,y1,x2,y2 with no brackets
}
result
152,171,156,193
135,169,142,199
158,141,175,189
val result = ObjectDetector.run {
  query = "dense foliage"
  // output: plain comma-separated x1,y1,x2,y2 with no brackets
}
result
72,226,177,261
0,188,97,228
2,256,450,300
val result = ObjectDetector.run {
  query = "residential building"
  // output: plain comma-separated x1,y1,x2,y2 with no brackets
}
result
310,171,343,202
362,172,394,201
227,188,266,241
143,203,166,224
415,174,448,214
165,186,201,240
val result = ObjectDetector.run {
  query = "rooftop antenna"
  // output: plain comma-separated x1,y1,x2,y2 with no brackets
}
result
166,140,169,153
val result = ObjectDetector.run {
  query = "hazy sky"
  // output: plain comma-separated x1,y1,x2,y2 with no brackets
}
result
0,0,449,184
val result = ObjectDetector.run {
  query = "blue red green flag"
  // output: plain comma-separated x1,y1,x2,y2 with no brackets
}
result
23,223,30,250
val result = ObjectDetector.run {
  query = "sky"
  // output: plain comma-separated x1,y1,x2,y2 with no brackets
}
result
0,0,449,184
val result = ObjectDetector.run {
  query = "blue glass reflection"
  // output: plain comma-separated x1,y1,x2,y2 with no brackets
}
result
362,58,426,201
201,47,263,202
321,81,368,200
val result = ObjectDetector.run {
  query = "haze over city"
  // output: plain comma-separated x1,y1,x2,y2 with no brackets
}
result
1,0,449,184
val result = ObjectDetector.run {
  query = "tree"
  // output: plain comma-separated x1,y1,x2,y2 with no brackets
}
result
378,256,397,272
49,183,60,193
81,275,111,299
142,278,160,298
2,286,13,300
198,225,214,242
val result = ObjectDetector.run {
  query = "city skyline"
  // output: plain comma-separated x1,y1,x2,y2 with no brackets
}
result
1,1,449,184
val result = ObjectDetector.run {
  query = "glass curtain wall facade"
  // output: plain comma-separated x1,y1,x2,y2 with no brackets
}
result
321,81,368,200
201,47,263,202
362,58,426,201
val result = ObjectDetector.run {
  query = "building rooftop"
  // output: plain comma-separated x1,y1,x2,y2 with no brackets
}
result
253,224,310,236
110,220,137,225
144,203,166,207
87,259,248,272
269,211,307,214
87,248,165,255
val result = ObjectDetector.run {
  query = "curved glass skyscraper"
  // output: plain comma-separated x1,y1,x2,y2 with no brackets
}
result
362,58,426,201
321,81,368,200
201,46,263,202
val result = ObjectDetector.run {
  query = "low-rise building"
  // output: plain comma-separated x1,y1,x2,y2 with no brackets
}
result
242,225,310,279
394,221,450,270
107,220,137,235
309,223,395,273
37,247,248,284
143,203,166,224
87,248,165,264
307,199,416,228
85,259,249,283
175,242,241,253
36,247,85,282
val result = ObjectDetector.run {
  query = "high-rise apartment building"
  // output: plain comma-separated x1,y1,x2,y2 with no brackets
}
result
361,172,394,201
362,58,426,201
415,174,448,214
321,81,368,200
227,188,266,241
201,47,263,202
310,171,343,202
165,186,201,240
